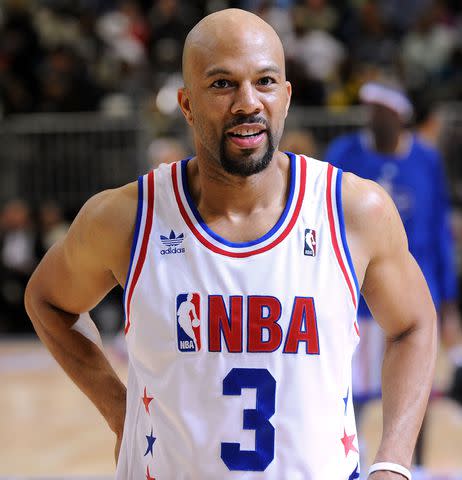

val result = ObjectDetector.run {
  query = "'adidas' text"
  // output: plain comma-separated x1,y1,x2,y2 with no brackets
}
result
161,246,185,255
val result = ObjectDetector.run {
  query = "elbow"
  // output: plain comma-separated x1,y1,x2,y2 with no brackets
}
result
390,308,438,359
412,309,438,367
24,274,43,331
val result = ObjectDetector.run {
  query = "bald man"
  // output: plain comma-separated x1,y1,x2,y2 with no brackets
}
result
25,9,436,480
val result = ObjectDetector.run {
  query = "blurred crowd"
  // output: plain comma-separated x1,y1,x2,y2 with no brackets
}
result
0,198,126,334
1,0,462,116
0,200,69,332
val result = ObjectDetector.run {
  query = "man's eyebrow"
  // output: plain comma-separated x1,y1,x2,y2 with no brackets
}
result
205,67,231,78
256,65,281,75
204,65,281,78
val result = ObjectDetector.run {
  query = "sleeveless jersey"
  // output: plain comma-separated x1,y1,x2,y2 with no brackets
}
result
116,153,361,480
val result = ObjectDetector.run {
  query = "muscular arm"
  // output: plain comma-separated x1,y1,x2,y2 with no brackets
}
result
24,184,137,445
343,174,437,477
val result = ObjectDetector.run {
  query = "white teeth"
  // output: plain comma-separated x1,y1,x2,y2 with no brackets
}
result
232,127,263,136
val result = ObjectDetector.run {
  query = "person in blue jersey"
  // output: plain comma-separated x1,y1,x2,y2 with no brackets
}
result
324,82,462,409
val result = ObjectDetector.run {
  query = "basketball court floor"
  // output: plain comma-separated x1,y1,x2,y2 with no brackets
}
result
1,337,461,479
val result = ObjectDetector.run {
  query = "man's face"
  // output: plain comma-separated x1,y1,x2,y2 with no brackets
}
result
179,28,291,177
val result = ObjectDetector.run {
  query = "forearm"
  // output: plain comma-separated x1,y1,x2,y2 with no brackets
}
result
374,321,437,469
25,288,126,434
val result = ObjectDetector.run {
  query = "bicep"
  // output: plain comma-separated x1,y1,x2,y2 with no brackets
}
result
362,248,435,339
352,179,436,338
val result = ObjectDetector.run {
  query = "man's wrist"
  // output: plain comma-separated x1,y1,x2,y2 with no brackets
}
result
368,461,412,479
369,472,409,479
102,384,127,434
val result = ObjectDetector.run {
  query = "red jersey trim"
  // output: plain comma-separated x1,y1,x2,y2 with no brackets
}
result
326,164,358,310
125,170,155,334
171,157,307,258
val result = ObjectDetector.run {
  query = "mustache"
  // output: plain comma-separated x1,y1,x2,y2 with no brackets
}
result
223,115,269,131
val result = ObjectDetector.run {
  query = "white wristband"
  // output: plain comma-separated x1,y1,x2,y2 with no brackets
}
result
368,462,412,479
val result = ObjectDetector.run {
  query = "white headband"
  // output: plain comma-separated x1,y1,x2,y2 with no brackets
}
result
359,83,413,121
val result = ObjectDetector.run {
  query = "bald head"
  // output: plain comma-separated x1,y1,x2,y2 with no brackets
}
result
177,9,291,177
182,9,286,87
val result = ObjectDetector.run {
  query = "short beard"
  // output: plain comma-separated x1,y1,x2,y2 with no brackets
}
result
219,129,276,177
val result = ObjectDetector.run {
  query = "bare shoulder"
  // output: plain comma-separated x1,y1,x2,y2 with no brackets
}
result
341,172,407,261
66,181,138,283
78,181,138,235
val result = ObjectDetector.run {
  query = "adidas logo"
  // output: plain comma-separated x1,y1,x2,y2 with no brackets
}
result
160,230,185,255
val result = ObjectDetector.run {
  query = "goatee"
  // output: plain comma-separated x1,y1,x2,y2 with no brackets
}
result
219,130,275,177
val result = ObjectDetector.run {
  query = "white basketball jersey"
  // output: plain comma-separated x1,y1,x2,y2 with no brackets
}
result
116,153,361,480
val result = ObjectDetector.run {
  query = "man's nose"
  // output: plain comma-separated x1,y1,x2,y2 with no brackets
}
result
230,82,264,116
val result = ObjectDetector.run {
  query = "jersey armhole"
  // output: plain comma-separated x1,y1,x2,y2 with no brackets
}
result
123,176,144,302
123,171,155,334
335,169,361,303
326,164,360,315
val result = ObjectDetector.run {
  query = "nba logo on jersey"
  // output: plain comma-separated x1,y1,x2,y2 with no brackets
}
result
304,228,317,256
176,293,201,352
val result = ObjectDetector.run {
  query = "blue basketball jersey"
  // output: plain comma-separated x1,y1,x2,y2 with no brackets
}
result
325,131,457,317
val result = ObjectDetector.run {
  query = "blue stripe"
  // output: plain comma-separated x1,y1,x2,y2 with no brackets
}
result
335,169,360,303
180,152,297,248
353,391,382,404
348,463,360,480
123,176,144,309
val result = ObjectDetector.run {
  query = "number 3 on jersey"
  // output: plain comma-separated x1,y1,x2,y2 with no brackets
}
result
221,368,276,471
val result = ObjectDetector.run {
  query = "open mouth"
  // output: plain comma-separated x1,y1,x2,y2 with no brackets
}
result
226,125,267,148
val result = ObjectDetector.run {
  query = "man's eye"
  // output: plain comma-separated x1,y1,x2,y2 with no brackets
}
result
258,76,275,86
211,79,231,88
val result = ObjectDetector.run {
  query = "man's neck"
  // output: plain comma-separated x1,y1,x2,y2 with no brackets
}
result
185,151,291,242
366,130,411,156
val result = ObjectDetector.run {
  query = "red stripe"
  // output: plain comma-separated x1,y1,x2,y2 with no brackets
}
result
125,170,155,334
326,164,357,309
354,321,360,337
172,157,306,258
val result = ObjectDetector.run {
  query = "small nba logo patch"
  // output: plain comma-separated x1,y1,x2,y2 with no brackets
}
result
176,293,201,352
304,229,317,256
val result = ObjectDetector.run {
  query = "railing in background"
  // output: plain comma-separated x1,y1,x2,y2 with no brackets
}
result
0,104,461,213
0,113,148,214
440,103,462,206
287,105,368,147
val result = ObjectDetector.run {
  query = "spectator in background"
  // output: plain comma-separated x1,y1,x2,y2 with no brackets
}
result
0,0,42,114
379,0,433,34
148,0,193,80
97,1,151,107
34,202,69,259
1,0,460,117
255,0,294,48
350,0,398,71
38,45,103,112
97,0,150,64
0,199,37,332
288,2,345,85
401,1,456,91
293,0,338,33
324,81,462,411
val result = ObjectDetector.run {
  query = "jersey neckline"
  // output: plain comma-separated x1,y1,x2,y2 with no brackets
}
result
171,152,307,258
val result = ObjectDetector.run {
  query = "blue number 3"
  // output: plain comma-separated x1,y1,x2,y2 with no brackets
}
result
221,368,276,471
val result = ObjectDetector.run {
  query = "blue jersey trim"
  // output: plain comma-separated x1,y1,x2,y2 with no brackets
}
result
353,391,382,404
179,152,297,248
123,176,144,308
335,169,360,304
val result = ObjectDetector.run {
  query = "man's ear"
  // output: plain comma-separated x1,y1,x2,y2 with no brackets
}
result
178,88,194,126
284,81,292,118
